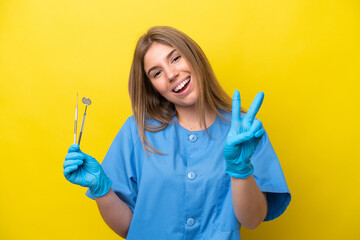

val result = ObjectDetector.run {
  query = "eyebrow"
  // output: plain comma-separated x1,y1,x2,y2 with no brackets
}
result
147,49,178,76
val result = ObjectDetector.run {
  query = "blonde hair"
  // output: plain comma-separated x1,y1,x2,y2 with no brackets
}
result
128,26,243,153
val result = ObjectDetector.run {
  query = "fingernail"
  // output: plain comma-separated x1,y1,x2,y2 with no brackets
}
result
233,90,240,99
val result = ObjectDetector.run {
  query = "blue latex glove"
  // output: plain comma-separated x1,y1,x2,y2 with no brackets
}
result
63,144,112,197
224,90,266,179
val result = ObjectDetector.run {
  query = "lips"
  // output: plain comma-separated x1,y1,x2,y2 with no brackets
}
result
173,77,191,93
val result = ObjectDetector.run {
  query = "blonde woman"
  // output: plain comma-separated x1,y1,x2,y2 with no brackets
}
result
63,26,291,239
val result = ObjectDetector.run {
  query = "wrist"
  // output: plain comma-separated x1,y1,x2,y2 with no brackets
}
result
225,161,254,179
90,174,112,197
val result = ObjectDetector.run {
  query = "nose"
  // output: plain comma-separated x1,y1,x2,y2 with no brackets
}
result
165,66,179,82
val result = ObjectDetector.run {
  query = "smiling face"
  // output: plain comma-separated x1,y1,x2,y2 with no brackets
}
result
144,42,199,110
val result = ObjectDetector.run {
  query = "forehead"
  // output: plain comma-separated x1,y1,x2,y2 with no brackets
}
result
143,42,175,68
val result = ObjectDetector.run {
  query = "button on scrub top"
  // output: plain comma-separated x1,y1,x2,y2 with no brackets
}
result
86,111,291,239
187,171,196,180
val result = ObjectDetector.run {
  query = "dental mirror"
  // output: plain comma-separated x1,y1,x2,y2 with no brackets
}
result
78,97,92,145
82,97,92,106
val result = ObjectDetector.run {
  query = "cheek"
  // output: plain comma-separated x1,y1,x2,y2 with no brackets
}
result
151,80,168,95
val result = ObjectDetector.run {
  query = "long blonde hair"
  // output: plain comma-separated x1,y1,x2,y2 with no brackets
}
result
128,26,242,153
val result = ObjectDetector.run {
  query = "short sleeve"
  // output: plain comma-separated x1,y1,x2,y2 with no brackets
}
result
85,117,139,212
251,131,291,221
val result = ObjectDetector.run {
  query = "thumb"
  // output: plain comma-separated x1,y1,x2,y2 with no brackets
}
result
68,144,81,153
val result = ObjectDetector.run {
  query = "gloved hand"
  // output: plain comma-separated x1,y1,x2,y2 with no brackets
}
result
224,90,265,179
63,144,112,197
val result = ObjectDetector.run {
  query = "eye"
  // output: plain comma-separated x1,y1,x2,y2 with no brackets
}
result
172,55,181,63
153,70,162,78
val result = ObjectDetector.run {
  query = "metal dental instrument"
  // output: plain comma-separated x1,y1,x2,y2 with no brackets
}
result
78,97,92,146
74,93,78,144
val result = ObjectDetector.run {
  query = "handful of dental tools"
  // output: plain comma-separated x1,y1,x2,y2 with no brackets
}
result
74,93,92,146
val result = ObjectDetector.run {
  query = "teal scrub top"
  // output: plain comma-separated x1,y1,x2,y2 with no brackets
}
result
86,111,291,239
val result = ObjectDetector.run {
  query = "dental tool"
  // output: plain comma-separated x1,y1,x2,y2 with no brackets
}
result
77,97,92,146
74,93,78,144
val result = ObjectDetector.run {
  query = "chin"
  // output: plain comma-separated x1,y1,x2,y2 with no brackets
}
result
174,100,197,108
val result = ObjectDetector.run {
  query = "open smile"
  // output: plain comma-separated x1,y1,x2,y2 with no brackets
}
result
173,77,191,93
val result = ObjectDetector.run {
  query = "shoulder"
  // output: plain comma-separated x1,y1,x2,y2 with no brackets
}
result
217,109,232,126
114,115,141,146
219,109,231,120
145,116,168,127
122,115,171,146
125,115,137,129
218,109,252,121
121,115,137,133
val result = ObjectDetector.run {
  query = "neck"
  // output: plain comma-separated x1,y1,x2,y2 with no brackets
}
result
175,104,216,131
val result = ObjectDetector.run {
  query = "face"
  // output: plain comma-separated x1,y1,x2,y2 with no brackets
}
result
143,42,199,109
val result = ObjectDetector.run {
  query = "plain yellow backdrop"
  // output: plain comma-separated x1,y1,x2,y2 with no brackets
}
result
1,0,359,239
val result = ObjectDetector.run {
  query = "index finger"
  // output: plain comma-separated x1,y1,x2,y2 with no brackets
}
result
245,91,264,122
231,90,241,123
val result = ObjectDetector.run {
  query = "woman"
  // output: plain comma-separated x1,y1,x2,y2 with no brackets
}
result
63,26,291,239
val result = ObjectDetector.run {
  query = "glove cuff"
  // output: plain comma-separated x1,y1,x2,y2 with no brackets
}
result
89,173,112,198
225,162,254,179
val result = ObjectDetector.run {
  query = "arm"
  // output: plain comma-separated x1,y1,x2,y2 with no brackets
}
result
231,176,267,229
64,144,133,237
95,189,133,238
224,90,268,229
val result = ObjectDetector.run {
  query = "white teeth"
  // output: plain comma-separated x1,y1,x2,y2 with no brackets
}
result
174,78,190,92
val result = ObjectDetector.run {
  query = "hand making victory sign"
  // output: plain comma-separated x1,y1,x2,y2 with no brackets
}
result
224,90,265,179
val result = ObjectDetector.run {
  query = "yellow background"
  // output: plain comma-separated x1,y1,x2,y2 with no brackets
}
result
1,0,359,239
